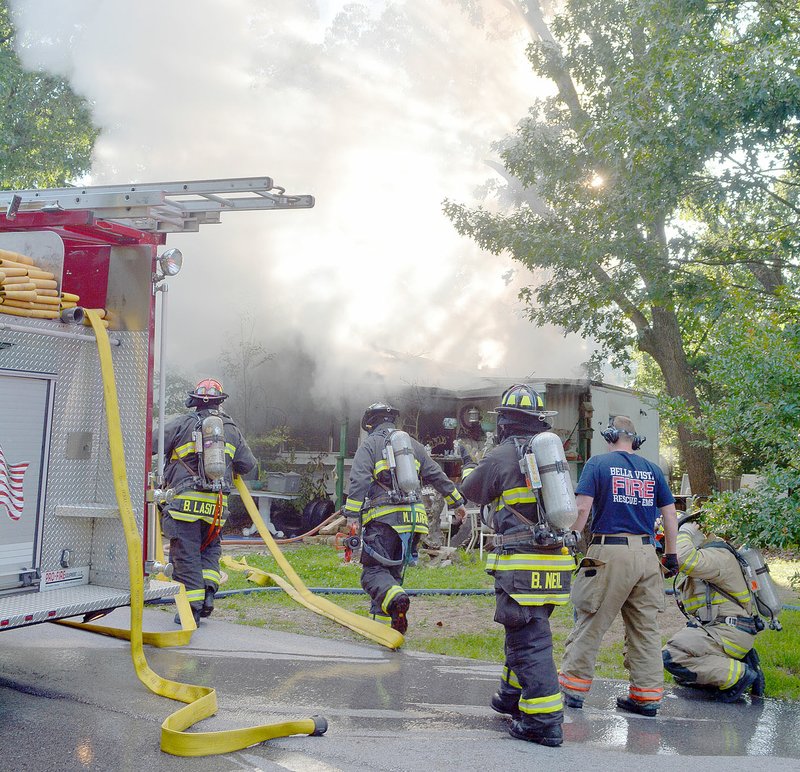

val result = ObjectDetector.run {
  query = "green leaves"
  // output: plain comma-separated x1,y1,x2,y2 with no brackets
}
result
446,0,800,496
0,0,98,189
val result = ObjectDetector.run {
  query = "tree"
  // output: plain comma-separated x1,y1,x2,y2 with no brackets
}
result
153,369,194,419
704,292,799,469
218,315,273,436
701,289,800,547
0,0,98,189
444,0,800,494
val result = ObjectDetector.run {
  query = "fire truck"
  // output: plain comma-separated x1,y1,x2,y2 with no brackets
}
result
0,178,313,630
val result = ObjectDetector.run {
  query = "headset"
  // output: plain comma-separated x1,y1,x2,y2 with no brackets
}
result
600,420,646,451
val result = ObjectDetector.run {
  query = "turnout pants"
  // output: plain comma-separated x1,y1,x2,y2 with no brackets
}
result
560,535,665,706
495,590,563,732
161,512,222,612
663,624,755,691
360,520,419,621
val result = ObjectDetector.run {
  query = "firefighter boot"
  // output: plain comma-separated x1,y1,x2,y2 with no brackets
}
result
388,593,410,634
490,692,521,719
616,696,658,717
717,666,758,704
174,607,201,626
199,587,215,618
743,649,766,697
561,691,584,709
508,720,563,747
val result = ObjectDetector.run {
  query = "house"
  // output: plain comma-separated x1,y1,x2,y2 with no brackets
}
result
276,376,661,508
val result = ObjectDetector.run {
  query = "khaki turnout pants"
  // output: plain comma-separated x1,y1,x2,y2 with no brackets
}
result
663,624,755,690
560,534,665,704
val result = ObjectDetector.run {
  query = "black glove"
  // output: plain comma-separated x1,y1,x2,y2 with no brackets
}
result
661,553,679,578
458,445,472,464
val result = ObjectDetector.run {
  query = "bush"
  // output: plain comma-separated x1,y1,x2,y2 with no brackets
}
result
703,467,800,549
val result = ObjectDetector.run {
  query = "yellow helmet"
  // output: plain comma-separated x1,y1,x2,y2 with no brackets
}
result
496,384,556,420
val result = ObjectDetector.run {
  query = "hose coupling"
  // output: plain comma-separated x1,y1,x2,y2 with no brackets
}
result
145,560,174,579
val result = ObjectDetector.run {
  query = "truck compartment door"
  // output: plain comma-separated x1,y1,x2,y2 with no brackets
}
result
0,369,55,592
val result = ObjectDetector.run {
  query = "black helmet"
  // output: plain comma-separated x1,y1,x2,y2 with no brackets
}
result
495,384,557,420
361,402,400,431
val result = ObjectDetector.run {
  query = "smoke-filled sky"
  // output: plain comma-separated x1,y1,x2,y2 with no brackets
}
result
10,0,595,414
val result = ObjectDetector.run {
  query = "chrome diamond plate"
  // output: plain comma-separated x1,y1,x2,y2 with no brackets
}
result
0,318,149,591
0,580,179,630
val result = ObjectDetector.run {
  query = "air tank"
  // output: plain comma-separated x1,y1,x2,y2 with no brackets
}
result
739,545,783,626
201,413,226,482
531,431,579,531
387,430,420,495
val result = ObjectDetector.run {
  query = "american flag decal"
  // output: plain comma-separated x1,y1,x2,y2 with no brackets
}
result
0,444,28,521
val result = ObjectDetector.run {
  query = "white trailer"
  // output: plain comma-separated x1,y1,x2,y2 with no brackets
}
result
0,178,313,629
408,377,662,485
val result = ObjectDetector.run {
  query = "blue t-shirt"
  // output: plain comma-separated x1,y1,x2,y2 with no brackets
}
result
575,451,674,536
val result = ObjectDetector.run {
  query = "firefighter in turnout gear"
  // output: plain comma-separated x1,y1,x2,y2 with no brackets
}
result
662,517,764,701
157,378,257,624
559,415,678,717
460,384,576,747
345,402,467,633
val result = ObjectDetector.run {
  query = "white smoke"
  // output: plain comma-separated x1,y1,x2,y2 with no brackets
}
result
10,0,592,411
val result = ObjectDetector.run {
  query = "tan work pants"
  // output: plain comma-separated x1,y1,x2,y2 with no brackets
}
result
664,624,754,690
560,535,665,701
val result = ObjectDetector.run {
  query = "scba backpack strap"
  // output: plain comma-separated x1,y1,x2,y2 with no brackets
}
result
382,430,422,503
182,410,229,492
506,437,542,528
707,540,779,631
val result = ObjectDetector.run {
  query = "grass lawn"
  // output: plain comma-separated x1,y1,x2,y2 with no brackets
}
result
204,542,800,701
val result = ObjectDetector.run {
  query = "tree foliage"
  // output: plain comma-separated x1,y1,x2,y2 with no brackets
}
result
699,290,800,547
153,369,194,419
444,0,800,495
218,314,273,436
0,0,98,189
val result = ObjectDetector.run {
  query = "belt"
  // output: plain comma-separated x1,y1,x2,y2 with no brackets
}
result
493,529,535,548
709,616,761,635
591,535,650,546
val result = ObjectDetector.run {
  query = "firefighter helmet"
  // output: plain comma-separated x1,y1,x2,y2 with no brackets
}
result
188,378,228,403
361,402,400,431
495,384,556,420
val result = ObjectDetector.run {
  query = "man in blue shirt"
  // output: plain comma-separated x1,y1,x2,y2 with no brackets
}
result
559,415,678,717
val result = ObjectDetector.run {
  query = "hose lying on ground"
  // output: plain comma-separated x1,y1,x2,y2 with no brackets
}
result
61,308,327,757
227,479,404,650
221,510,342,545
148,587,496,602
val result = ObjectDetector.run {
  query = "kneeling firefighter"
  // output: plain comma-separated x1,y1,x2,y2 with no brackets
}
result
344,402,467,633
157,378,257,624
459,384,578,747
662,513,781,701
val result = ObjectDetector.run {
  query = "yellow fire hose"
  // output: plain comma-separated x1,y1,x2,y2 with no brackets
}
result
71,308,326,756
224,478,404,650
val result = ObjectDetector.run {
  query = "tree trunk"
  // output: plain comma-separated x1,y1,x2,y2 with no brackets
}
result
639,307,717,495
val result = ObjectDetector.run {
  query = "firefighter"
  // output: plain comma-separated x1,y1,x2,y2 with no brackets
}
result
344,402,467,633
558,415,678,717
157,378,257,624
459,384,575,747
662,516,763,701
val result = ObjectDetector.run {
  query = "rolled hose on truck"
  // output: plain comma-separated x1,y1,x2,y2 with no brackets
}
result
72,309,327,757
